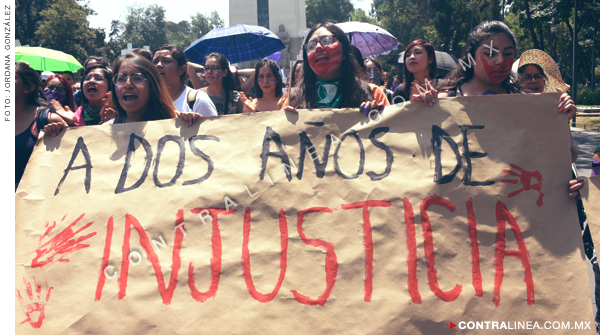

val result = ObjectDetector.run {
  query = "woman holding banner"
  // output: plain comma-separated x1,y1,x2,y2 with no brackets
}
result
516,49,577,163
42,65,118,135
283,21,388,115
108,54,179,124
392,39,438,105
15,61,63,187
415,21,575,117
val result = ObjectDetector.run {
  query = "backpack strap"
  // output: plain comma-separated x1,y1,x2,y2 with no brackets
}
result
187,89,199,110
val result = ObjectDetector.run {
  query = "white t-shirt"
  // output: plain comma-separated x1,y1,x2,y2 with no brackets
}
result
173,86,217,117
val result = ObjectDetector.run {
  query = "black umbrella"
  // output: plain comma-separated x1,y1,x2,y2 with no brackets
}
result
387,51,458,76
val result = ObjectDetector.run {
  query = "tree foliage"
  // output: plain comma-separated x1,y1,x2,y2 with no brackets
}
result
121,5,168,51
507,0,599,86
305,0,355,27
35,0,96,62
351,9,377,25
370,0,598,88
16,1,225,66
14,0,599,90
189,11,225,41
16,0,53,46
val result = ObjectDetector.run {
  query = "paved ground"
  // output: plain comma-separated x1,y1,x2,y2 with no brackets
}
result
572,127,600,177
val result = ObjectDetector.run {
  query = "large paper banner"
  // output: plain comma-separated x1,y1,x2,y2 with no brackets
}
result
16,94,595,334
582,176,600,250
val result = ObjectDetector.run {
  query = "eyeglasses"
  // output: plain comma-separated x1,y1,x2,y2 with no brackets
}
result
304,35,337,54
83,74,105,83
113,73,148,86
204,65,222,72
521,74,544,81
45,84,66,93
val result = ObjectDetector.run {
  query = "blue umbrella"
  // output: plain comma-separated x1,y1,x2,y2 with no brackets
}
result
185,24,286,64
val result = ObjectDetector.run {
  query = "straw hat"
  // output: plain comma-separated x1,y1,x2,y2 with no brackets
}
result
517,49,569,93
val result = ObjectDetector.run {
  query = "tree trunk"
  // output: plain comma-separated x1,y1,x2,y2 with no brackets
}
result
565,20,591,85
25,1,34,45
523,0,540,49
538,21,544,51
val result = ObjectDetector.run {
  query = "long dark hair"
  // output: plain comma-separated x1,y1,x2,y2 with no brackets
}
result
289,21,372,108
43,74,76,111
205,52,235,114
80,65,113,108
439,21,520,93
16,61,49,108
111,53,177,122
395,39,437,102
254,59,283,98
291,60,303,87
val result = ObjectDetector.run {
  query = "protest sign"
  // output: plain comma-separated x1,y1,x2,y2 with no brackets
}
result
582,176,600,249
15,94,595,334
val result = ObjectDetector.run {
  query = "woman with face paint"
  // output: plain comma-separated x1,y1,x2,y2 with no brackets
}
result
284,21,389,114
392,39,438,106
198,53,245,115
419,21,575,119
365,58,393,103
242,59,285,113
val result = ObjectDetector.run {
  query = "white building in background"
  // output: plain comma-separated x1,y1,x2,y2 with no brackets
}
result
229,0,307,72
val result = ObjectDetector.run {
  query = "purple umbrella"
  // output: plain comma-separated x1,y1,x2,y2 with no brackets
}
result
336,22,400,58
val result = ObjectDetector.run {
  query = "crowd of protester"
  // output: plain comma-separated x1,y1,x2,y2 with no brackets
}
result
14,18,599,331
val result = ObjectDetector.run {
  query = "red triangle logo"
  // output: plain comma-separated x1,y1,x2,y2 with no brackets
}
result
450,322,457,329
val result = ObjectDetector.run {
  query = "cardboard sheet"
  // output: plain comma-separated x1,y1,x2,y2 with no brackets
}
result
15,93,595,334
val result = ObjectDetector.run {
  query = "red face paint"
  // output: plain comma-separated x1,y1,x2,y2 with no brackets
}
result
480,55,513,83
308,42,343,76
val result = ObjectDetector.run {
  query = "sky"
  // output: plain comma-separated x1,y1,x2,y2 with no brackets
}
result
86,0,373,36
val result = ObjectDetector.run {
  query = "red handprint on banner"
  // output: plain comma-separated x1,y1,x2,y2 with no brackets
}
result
500,163,544,207
31,213,96,268
16,277,53,329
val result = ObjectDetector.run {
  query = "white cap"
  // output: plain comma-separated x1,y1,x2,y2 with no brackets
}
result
41,71,54,81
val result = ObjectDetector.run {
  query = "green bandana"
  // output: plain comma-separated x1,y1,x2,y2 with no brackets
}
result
82,103,102,125
316,77,343,108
